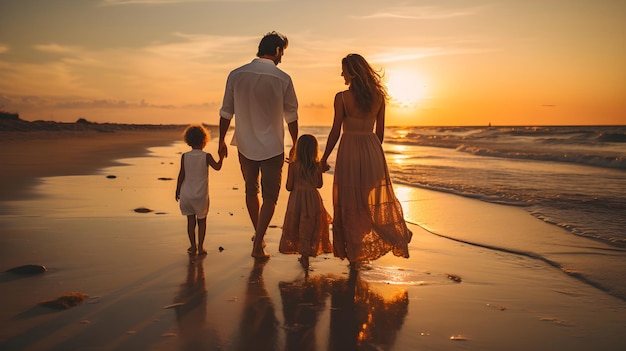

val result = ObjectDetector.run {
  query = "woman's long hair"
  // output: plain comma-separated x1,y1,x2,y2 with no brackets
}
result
342,53,388,113
293,134,320,185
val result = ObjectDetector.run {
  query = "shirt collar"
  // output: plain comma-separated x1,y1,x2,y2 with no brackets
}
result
253,57,276,65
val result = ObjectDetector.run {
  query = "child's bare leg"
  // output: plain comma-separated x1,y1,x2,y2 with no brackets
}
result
197,218,207,255
298,254,309,269
186,215,197,253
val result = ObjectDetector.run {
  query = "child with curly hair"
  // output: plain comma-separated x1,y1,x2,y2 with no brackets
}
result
176,125,223,255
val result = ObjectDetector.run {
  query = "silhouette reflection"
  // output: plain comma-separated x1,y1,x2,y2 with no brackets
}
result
279,274,329,351
173,255,212,350
280,269,409,351
236,259,279,351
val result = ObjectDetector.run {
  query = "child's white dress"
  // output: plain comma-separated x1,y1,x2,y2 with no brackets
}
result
179,149,209,219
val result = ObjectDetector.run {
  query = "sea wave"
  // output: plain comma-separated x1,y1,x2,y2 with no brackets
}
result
454,144,626,170
386,126,626,170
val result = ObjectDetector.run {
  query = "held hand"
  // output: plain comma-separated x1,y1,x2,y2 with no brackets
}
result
218,141,228,159
320,159,331,172
175,193,180,202
288,146,295,161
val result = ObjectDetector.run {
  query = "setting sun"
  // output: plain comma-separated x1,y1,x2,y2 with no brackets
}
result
385,69,428,109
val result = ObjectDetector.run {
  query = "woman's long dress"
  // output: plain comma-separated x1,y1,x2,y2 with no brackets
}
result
280,167,333,257
332,109,413,262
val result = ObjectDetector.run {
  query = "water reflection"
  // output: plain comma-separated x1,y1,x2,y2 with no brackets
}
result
279,275,328,351
173,255,214,350
236,259,279,351
281,269,409,351
228,263,409,351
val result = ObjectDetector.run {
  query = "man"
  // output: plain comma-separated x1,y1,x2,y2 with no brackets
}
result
218,31,299,259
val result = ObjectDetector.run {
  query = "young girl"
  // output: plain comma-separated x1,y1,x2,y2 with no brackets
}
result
176,125,223,255
279,134,333,269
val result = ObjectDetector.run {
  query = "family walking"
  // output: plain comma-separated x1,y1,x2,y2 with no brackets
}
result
176,31,412,268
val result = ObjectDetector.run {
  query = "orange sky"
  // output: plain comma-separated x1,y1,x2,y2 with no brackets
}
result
0,0,624,126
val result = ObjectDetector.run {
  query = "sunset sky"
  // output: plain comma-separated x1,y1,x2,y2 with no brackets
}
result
1,0,624,126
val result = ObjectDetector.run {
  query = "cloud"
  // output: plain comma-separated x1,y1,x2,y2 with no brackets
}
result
3,33,251,99
56,99,177,109
101,0,205,5
34,43,82,54
0,93,217,111
100,0,277,5
146,32,256,62
367,40,496,65
0,44,8,54
0,32,267,116
353,5,480,20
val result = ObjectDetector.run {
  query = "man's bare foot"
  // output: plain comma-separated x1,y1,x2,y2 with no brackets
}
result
251,234,269,258
251,249,270,259
250,235,267,248
198,248,207,256
187,246,197,255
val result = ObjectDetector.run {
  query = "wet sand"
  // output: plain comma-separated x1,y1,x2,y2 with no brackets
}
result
0,125,625,351
0,123,186,203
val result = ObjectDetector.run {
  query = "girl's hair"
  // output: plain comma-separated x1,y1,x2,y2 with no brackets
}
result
342,53,388,113
183,125,209,148
293,134,319,184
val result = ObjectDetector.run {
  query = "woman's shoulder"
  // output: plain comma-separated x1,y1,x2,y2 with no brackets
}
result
335,90,349,99
334,90,351,108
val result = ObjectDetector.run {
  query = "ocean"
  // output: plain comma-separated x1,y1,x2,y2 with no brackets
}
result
303,125,626,301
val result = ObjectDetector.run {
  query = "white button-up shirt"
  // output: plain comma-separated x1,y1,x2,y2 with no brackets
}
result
219,58,299,161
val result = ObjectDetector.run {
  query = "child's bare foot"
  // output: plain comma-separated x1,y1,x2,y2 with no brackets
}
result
298,256,310,269
187,246,197,255
198,248,207,256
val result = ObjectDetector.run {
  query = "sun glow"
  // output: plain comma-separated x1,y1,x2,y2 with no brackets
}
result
385,69,428,108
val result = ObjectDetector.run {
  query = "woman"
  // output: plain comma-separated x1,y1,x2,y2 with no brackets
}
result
320,53,412,264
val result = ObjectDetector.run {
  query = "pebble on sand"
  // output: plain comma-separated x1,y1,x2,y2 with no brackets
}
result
5,264,47,275
447,273,462,283
106,175,117,179
133,207,153,213
40,292,87,309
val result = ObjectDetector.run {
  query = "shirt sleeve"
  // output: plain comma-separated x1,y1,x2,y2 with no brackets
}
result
219,72,235,120
283,78,298,123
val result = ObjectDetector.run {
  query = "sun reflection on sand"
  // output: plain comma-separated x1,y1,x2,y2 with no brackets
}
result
393,185,421,221
280,269,409,351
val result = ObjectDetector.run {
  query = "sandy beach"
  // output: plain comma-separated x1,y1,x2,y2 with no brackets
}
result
1,123,625,351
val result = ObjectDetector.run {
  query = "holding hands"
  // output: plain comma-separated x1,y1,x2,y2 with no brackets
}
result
320,158,330,173
218,140,228,159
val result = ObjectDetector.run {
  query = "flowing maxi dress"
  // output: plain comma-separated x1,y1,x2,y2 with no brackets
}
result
332,105,413,262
